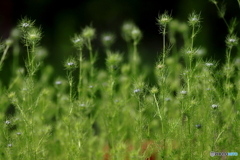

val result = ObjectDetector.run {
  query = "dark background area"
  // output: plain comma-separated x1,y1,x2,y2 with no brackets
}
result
0,0,239,79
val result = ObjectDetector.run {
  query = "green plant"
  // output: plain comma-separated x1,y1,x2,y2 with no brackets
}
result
0,1,240,160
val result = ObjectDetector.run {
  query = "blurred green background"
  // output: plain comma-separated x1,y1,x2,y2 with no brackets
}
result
0,0,239,79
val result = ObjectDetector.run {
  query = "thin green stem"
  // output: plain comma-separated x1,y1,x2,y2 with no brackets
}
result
30,43,35,76
88,39,93,62
161,27,167,109
87,39,94,79
214,4,230,31
132,41,138,76
109,75,114,100
162,27,166,65
0,45,10,70
138,99,143,139
190,25,195,70
226,47,232,70
68,71,74,103
26,43,31,70
187,25,196,94
187,76,190,94
106,48,111,56
78,49,83,99
213,129,225,148
153,93,164,134
225,47,232,95
12,41,20,74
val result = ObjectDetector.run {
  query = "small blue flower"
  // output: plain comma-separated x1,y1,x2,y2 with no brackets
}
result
180,90,187,95
165,98,171,101
55,81,62,85
5,120,11,125
134,89,141,93
16,132,21,135
22,23,30,28
79,104,85,107
211,104,218,109
67,62,74,66
89,85,93,89
205,63,214,67
7,144,12,147
196,124,201,129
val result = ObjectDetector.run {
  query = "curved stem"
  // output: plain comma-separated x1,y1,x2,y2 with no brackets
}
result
0,45,10,70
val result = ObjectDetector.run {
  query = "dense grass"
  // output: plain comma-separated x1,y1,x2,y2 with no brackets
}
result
1,1,240,159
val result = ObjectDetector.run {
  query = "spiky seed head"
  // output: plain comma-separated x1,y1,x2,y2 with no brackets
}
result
24,27,42,46
71,34,84,49
226,34,238,48
18,17,35,32
64,57,78,70
188,11,201,27
157,11,172,27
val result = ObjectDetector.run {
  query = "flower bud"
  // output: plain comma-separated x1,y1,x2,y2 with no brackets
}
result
18,17,35,32
226,34,238,48
150,86,158,94
82,26,95,40
25,27,42,45
106,52,123,67
71,34,84,49
157,11,172,27
131,27,142,42
64,57,78,70
188,12,201,27
121,21,135,42
101,33,115,48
